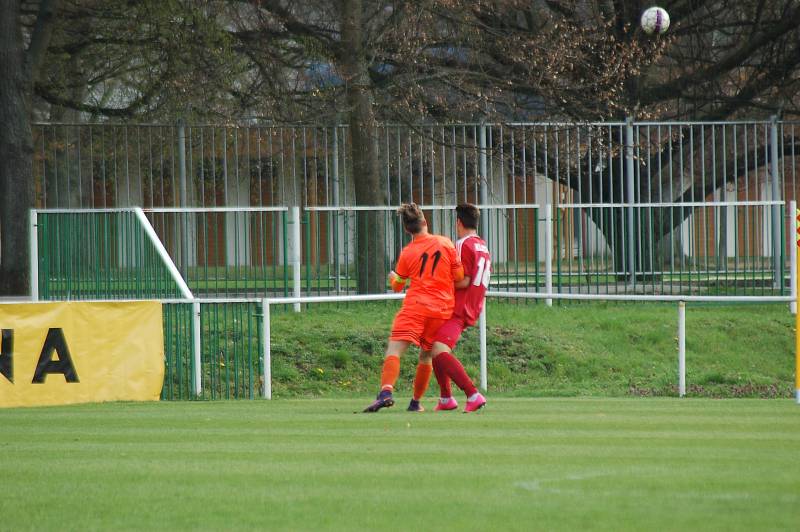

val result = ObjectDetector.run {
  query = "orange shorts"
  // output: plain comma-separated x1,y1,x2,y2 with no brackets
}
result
389,307,447,351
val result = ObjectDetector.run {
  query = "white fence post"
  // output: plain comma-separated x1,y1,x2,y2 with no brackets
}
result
770,116,781,289
192,301,202,397
177,119,189,277
479,124,489,239
29,210,38,301
262,298,272,399
791,200,797,315
678,301,686,398
625,117,636,286
291,206,302,313
545,204,553,307
479,304,487,392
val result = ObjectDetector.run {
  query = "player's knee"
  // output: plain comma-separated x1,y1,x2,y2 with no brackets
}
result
385,339,410,357
431,341,449,357
419,351,433,364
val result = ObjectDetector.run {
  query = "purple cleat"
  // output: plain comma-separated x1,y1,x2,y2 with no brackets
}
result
407,399,425,412
363,390,395,413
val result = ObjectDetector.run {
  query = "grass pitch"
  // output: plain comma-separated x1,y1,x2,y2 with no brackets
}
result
1,399,798,531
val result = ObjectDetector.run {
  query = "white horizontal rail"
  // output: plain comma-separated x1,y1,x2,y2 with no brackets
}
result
556,201,784,208
33,206,289,213
487,291,793,303
266,293,405,305
146,206,289,213
305,204,540,212
32,120,781,128
34,202,781,213
34,208,137,213
7,292,791,306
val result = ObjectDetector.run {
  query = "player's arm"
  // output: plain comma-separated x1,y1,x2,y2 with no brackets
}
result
453,239,472,288
388,270,407,292
448,242,464,282
389,250,411,292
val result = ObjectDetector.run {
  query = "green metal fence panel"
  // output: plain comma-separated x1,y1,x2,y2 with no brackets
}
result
162,302,194,400
303,205,541,297
551,202,786,298
198,302,263,400
145,208,289,298
160,301,263,400
36,209,186,300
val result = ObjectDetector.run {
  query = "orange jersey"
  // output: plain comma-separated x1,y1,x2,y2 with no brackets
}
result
393,233,463,319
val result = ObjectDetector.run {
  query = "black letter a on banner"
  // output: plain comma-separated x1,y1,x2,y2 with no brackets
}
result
32,328,79,383
0,329,12,383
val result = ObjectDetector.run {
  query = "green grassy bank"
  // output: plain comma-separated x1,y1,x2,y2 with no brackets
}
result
268,301,795,398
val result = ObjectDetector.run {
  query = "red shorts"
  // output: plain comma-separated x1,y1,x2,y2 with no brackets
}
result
390,307,447,351
433,316,470,349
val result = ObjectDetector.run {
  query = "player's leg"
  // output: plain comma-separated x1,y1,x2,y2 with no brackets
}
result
431,319,485,412
407,350,432,412
363,339,410,412
406,317,445,412
364,307,424,413
429,318,466,409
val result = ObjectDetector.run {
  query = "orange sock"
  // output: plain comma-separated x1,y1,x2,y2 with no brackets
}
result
412,362,433,401
380,355,401,391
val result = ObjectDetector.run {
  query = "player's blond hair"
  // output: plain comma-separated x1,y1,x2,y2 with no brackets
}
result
397,203,425,234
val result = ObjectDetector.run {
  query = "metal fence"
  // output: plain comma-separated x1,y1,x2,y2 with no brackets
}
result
29,118,800,399
162,301,264,400
34,200,786,302
301,204,541,295
32,120,799,209
31,120,799,291
30,201,793,399
33,208,189,300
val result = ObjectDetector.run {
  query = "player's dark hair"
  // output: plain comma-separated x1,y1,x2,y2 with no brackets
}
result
398,203,425,234
456,203,479,230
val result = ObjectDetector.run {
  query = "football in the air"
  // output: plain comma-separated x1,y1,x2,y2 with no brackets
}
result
640,6,670,35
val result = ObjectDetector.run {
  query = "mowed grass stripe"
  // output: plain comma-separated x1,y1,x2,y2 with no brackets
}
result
0,399,798,531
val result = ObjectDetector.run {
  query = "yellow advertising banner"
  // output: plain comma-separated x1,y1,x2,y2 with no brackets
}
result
0,301,164,408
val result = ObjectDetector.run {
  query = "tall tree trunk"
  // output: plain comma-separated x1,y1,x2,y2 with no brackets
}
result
339,0,386,294
0,0,34,296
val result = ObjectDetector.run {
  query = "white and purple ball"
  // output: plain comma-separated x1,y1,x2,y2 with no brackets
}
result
640,6,670,35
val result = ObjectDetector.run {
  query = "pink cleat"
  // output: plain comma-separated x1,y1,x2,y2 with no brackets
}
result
464,393,486,413
434,397,459,411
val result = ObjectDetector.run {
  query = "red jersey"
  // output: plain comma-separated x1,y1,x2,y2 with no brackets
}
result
394,233,463,319
453,234,491,325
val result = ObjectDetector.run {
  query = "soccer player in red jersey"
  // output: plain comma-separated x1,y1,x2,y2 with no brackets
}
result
363,203,464,413
430,203,489,412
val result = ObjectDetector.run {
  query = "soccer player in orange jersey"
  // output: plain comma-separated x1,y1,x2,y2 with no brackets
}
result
363,203,464,413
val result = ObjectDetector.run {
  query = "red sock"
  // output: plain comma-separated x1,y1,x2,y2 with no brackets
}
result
434,351,477,398
412,362,432,401
432,355,453,398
